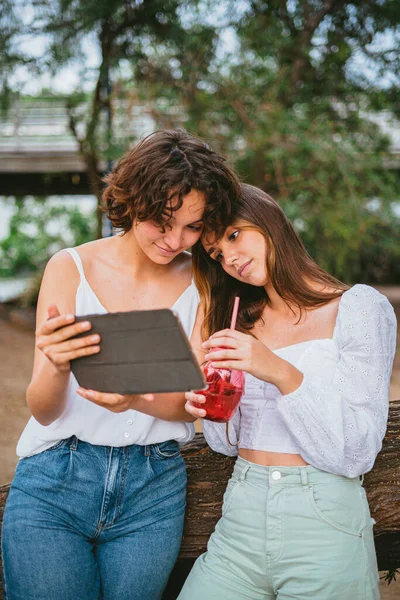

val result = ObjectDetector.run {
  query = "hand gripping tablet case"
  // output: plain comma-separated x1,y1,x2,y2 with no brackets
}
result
70,309,206,395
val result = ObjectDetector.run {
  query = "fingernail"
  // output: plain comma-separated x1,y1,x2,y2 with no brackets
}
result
91,335,100,342
66,314,74,320
81,321,91,329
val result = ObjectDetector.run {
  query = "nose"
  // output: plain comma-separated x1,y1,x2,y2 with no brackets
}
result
163,227,183,251
224,249,238,266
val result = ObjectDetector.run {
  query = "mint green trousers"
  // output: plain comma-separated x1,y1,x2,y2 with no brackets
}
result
178,457,379,600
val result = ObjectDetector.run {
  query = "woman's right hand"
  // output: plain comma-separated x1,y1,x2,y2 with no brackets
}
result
184,391,207,419
35,304,101,374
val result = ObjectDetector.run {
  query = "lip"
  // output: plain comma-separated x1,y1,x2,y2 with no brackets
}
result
154,243,179,255
238,260,252,277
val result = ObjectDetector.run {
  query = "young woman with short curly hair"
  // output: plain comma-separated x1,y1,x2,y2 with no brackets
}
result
2,130,240,600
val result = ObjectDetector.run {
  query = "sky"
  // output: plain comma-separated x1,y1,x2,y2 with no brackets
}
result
10,34,101,95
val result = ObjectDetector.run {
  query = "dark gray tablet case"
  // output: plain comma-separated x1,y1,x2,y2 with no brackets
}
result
70,309,206,395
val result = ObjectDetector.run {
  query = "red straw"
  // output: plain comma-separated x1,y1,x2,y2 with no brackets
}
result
230,296,240,330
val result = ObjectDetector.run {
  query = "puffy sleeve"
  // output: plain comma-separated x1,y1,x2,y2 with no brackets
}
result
277,285,397,477
202,410,240,457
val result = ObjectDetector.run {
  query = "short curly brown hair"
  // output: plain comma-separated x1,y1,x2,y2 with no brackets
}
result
102,129,240,235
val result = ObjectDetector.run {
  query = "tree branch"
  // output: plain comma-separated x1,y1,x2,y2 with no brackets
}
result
290,0,346,92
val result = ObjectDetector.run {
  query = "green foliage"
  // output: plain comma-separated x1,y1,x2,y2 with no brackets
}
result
1,1,400,283
0,198,96,278
28,0,189,161
135,0,400,284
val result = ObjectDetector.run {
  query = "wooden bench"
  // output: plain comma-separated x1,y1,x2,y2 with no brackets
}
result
1,400,400,599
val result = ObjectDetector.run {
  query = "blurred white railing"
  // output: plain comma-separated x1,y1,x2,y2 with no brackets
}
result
0,98,399,173
0,97,155,173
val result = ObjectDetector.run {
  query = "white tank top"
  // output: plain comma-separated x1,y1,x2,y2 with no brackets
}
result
17,247,199,458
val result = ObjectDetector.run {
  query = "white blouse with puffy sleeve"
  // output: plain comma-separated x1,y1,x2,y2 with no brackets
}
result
202,285,397,478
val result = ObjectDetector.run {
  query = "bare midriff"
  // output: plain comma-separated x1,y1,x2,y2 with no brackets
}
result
239,448,308,467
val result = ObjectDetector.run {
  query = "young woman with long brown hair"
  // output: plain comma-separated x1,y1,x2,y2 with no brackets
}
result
1,130,240,600
180,184,397,600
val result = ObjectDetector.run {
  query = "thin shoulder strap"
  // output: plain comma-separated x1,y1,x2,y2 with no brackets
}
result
64,247,86,281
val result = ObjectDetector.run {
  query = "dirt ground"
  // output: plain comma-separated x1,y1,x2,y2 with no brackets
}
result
1,287,400,597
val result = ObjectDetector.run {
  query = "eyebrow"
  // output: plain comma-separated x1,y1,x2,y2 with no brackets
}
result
207,246,215,256
161,212,203,225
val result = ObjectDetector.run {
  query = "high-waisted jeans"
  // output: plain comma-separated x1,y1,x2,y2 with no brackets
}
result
178,457,379,600
2,436,187,600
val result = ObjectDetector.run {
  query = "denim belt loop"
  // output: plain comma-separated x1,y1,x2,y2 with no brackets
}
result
300,467,309,490
144,445,151,457
238,463,250,483
69,436,78,451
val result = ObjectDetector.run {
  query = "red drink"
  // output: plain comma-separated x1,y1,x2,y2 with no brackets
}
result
194,347,245,422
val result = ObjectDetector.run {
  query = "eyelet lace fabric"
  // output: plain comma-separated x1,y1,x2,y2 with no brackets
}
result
202,285,397,477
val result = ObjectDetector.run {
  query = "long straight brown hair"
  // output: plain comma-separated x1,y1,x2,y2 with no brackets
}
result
192,184,348,339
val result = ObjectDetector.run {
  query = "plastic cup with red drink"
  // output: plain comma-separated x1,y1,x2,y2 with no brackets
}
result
193,297,245,423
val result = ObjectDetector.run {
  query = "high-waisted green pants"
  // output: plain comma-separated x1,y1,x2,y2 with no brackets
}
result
178,457,379,600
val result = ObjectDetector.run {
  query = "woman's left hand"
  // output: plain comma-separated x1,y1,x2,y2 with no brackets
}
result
203,329,276,383
76,388,154,413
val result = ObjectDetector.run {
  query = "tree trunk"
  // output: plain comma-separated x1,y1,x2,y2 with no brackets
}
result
82,151,104,240
67,107,105,240
1,401,399,599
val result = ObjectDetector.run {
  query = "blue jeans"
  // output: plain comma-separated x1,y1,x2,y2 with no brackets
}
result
2,436,187,600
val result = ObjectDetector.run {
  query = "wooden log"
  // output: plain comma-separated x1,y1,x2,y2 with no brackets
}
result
1,401,400,599
364,399,400,572
174,402,400,572
164,400,400,596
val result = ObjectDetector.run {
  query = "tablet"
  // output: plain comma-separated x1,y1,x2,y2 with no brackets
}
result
70,309,206,395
